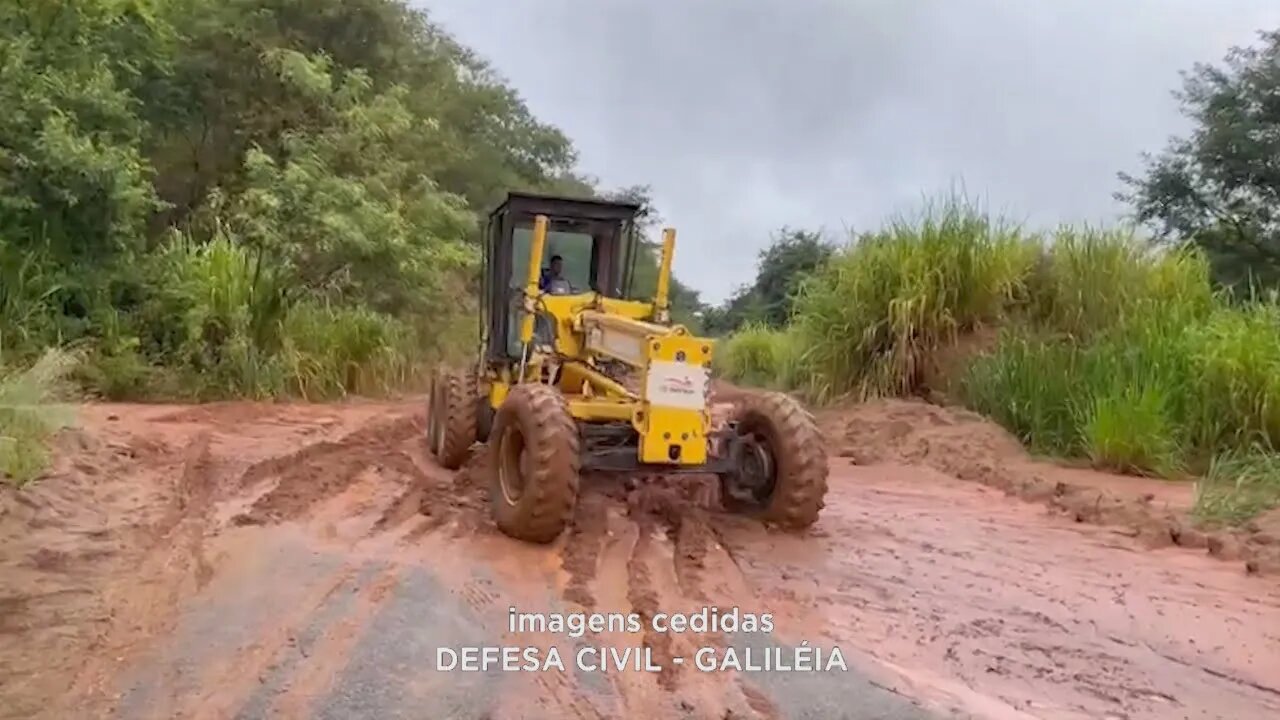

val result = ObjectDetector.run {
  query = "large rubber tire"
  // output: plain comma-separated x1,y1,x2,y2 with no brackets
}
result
487,384,581,543
427,368,477,470
721,391,828,529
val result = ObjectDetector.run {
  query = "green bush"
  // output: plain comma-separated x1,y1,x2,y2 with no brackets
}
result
1195,447,1280,526
715,324,794,389
0,350,77,486
280,302,418,400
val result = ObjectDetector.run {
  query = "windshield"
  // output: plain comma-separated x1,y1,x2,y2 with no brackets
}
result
506,225,594,356
511,226,593,294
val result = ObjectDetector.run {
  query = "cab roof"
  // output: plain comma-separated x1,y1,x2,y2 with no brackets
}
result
488,191,642,223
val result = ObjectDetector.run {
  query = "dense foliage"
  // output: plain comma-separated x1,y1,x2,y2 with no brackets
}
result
0,0,701,399
715,198,1280,524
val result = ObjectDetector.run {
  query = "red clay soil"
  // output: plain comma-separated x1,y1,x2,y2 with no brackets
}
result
0,392,1277,719
817,396,1280,574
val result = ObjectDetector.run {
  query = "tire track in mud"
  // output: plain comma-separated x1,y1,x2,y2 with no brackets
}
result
55,430,224,719
548,464,788,718
409,444,497,538
561,484,615,608
230,412,427,527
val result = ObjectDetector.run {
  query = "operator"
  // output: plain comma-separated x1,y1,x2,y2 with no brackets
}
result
539,254,573,294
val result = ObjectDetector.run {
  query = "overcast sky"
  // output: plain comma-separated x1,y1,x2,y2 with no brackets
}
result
418,0,1280,303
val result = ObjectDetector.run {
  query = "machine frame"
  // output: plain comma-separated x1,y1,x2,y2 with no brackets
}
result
427,191,829,543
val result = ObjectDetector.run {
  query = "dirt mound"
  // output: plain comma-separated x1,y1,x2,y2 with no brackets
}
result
828,397,1023,469
825,396,1280,574
408,442,492,537
0,418,204,720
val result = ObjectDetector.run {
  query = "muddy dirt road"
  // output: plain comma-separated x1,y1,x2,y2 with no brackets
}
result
2,395,1279,720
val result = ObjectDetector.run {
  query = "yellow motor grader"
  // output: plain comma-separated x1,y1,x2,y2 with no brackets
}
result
426,191,828,543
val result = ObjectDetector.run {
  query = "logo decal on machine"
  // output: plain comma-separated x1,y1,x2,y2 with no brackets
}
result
660,376,696,395
646,361,708,410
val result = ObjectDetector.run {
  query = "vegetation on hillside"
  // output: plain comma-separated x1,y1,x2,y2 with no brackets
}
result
6,0,1278,524
0,0,703,405
715,199,1280,524
715,26,1280,525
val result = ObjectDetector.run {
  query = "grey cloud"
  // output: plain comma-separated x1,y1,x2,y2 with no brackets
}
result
419,0,1280,302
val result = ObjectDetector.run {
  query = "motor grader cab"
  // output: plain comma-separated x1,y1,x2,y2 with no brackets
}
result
426,191,829,543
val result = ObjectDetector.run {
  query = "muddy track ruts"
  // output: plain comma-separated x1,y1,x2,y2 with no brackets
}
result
408,444,495,539
232,413,427,526
561,487,612,608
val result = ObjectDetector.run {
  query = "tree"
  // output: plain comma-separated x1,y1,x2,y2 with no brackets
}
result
0,0,709,396
702,227,834,335
1118,29,1280,289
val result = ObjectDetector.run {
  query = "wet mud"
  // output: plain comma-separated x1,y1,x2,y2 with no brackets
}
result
0,393,1276,719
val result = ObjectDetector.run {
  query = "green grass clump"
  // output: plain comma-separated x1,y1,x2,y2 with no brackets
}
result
715,323,801,389
959,332,1084,455
790,197,1036,402
1195,447,1280,526
0,349,77,486
1078,383,1181,477
280,302,419,400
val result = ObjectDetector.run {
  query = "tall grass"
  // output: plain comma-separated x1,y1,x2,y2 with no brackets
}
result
962,300,1280,481
789,198,1035,402
1025,228,1214,339
720,197,1280,524
280,302,420,399
1195,448,1280,526
0,349,77,486
0,241,63,360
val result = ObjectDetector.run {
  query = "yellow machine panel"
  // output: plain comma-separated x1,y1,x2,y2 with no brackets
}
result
636,334,712,465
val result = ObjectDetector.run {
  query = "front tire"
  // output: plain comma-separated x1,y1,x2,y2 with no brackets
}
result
426,368,477,470
488,384,580,543
720,392,828,529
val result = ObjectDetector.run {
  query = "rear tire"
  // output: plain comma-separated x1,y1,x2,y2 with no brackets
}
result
488,384,580,543
720,391,828,529
427,368,477,470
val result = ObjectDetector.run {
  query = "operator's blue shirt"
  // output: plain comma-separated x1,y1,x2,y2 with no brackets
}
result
539,268,553,291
